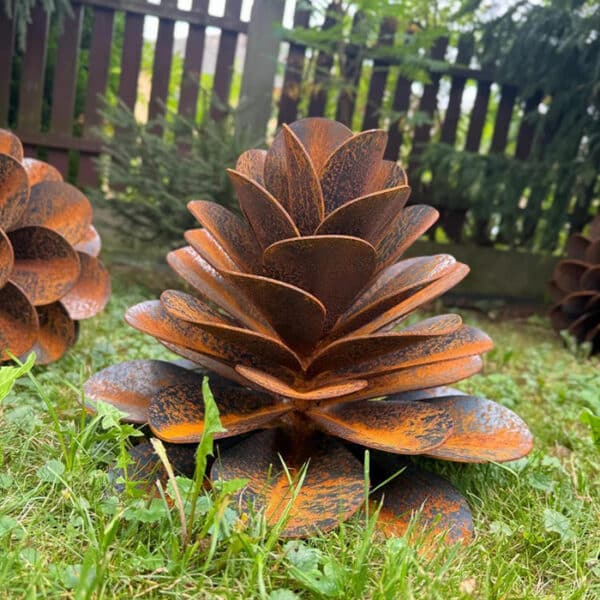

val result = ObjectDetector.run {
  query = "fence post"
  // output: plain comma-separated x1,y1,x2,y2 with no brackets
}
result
236,0,285,141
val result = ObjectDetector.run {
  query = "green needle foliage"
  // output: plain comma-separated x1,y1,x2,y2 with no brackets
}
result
92,101,256,248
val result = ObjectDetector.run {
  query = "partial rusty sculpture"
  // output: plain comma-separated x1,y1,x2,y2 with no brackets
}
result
0,130,110,363
549,214,600,355
85,118,533,542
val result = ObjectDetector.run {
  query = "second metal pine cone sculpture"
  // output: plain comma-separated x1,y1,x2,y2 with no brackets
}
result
0,130,111,363
85,119,533,542
549,214,600,354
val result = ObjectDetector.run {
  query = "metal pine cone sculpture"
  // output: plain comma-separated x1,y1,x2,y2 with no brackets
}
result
0,130,110,363
549,214,600,354
84,118,533,542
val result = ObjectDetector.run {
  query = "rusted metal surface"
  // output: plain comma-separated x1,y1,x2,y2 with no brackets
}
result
550,214,600,354
0,130,110,364
84,118,534,542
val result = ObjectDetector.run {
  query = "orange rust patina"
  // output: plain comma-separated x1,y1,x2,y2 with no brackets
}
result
550,214,600,355
0,130,110,363
84,118,533,543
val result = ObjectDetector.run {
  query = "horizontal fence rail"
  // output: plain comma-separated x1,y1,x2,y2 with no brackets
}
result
1,0,596,252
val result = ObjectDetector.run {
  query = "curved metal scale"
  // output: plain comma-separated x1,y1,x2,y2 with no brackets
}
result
550,214,600,354
83,117,534,545
0,130,109,363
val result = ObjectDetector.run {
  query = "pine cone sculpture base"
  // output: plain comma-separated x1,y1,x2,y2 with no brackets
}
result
84,119,533,542
550,215,600,354
0,130,110,363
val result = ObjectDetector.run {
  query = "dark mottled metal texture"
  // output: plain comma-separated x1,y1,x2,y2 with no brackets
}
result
549,214,600,354
84,118,534,542
0,129,111,364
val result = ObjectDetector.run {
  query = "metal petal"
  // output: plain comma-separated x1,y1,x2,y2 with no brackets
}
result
377,205,439,272
307,399,453,454
73,225,102,257
309,326,493,379
264,235,377,325
566,234,590,261
125,300,303,372
148,381,290,443
585,239,600,264
264,119,352,198
315,185,411,246
110,440,198,493
320,130,388,214
0,227,14,287
83,359,204,424
553,260,587,293
9,226,80,305
220,271,326,353
568,310,600,342
560,291,596,317
211,429,364,537
235,149,266,186
366,160,408,192
161,341,254,387
31,302,76,364
187,200,261,272
333,255,458,337
425,395,534,463
161,289,239,327
167,246,271,333
23,158,63,186
235,365,368,401
0,282,39,360
374,467,473,544
0,129,24,161
0,154,29,231
349,263,470,336
549,304,573,331
388,386,467,402
278,124,325,234
61,253,111,320
184,228,239,271
581,265,600,290
15,181,92,245
313,315,465,374
335,355,484,403
227,169,299,248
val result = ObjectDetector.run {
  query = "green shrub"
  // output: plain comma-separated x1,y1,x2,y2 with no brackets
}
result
92,100,259,248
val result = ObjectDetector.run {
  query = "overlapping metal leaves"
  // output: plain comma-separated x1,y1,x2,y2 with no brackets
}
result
0,130,110,364
85,118,533,542
550,214,600,354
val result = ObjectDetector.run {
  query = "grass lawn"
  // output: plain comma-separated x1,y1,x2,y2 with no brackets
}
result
0,280,599,599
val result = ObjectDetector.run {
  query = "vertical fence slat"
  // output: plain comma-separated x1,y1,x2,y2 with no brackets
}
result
210,0,243,121
178,0,210,119
335,11,364,126
439,34,473,146
464,80,491,152
362,17,396,130
410,37,448,162
307,2,341,118
514,92,542,161
236,0,286,139
435,35,475,242
489,84,517,154
148,0,177,125
47,3,84,177
278,1,311,125
118,11,145,110
0,11,16,126
17,5,50,145
385,74,412,161
79,6,115,186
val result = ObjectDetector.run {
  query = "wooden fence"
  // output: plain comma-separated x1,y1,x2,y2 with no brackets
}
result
0,0,596,251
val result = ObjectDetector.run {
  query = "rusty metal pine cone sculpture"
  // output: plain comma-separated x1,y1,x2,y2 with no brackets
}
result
0,130,111,364
84,118,533,542
549,214,600,354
